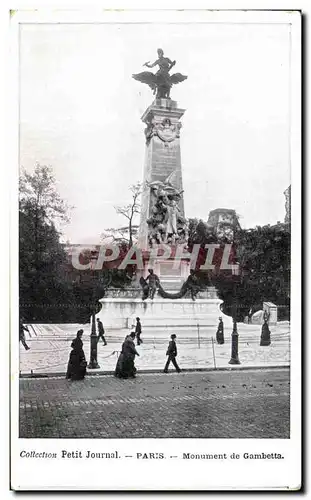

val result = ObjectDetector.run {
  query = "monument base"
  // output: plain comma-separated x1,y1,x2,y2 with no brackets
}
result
97,288,232,335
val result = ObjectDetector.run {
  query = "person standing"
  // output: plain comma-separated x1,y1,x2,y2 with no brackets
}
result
135,317,143,346
19,319,30,350
164,334,181,373
216,317,224,344
263,309,270,324
96,318,107,345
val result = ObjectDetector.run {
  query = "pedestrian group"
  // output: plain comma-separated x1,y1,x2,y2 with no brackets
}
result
65,316,182,381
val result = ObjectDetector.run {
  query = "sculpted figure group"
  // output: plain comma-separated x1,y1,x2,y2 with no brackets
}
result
139,269,202,301
146,174,188,246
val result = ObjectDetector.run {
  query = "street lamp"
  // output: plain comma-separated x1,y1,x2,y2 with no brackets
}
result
88,251,100,370
229,264,241,365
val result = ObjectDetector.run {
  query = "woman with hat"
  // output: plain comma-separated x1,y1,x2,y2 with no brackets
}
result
115,332,140,379
66,329,87,380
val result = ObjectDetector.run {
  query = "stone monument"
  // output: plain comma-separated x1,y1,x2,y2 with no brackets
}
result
133,49,189,291
96,49,231,334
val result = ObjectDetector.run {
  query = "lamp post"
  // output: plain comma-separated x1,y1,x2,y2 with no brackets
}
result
88,252,100,370
229,264,241,365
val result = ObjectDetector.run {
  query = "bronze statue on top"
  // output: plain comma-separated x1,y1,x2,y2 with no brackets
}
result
132,49,187,99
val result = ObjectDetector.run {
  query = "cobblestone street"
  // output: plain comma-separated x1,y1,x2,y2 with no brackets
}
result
19,368,290,439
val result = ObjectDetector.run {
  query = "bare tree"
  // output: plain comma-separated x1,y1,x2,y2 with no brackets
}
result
109,182,142,247
101,225,139,245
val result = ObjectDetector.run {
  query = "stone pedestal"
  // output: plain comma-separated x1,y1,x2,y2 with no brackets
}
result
97,290,230,336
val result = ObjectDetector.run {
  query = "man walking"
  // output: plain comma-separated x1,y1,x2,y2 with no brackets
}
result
164,334,181,373
135,317,143,346
96,318,107,345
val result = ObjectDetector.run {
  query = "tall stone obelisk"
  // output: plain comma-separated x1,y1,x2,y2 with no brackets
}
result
138,97,186,249
132,49,188,252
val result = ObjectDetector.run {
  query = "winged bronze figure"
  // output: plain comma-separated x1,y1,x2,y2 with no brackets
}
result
132,48,187,99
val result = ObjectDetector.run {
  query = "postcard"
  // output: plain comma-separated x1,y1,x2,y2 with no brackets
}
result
10,7,301,491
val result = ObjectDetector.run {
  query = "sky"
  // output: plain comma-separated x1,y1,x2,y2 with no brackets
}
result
19,21,291,243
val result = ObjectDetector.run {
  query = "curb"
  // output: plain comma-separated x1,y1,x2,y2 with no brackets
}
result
19,365,290,379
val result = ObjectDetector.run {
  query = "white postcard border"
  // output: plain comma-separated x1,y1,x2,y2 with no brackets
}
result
9,8,301,491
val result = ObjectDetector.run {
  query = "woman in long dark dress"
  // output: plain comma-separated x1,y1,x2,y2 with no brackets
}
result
66,329,87,380
114,349,125,378
115,332,139,379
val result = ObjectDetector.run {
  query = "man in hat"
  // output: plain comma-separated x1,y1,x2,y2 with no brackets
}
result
135,317,143,346
96,318,107,345
164,334,181,373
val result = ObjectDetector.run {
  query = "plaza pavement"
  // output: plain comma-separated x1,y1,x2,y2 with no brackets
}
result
19,322,290,376
19,368,290,439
